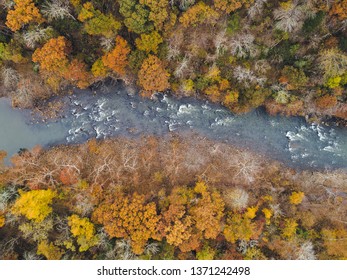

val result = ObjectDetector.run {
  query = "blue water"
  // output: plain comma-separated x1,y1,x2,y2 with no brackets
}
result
0,84,346,170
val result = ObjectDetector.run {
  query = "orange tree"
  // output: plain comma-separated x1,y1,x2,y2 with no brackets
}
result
6,0,44,32
102,36,131,76
32,36,69,74
138,55,170,94
92,192,161,254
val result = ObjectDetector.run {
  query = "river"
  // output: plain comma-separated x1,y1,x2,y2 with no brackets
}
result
1,83,347,170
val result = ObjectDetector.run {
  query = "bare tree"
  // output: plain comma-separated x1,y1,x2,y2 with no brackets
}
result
233,66,266,88
41,0,75,22
248,0,267,20
100,37,115,51
229,34,257,58
273,0,306,33
0,0,14,9
1,66,19,89
22,27,52,49
174,55,190,78
297,241,316,260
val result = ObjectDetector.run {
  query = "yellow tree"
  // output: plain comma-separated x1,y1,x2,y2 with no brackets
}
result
12,189,57,223
92,192,161,254
214,0,253,14
135,31,163,54
140,0,169,30
179,2,219,28
102,36,131,75
138,55,170,94
68,214,99,252
6,0,44,32
223,212,256,243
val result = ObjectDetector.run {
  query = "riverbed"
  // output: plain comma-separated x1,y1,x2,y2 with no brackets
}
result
0,84,346,170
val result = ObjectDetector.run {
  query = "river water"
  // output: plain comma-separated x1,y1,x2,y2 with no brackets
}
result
0,84,346,170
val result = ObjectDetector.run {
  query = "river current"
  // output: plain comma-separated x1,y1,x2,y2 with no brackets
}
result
0,84,346,170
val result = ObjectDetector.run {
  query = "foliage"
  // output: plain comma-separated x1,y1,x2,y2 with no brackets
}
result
12,189,57,223
37,241,63,260
68,214,99,252
118,0,153,34
32,36,69,74
6,0,44,32
92,192,161,254
289,191,305,205
223,212,255,243
214,0,251,14
102,36,131,76
281,218,298,239
135,31,163,54
179,2,219,28
138,55,170,93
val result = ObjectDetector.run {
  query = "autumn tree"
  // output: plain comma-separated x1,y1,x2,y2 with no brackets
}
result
91,58,108,78
315,95,338,109
138,55,170,94
135,31,163,54
330,0,347,20
68,214,99,252
63,59,91,89
78,2,121,38
6,0,44,32
37,241,63,260
179,2,219,28
189,182,225,239
140,0,169,30
117,0,153,34
213,0,251,14
32,36,69,74
223,212,256,243
92,192,161,254
102,36,131,76
12,189,57,223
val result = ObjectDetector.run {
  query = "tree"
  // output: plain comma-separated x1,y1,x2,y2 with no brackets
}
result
117,0,153,34
138,55,170,93
280,66,308,90
189,182,225,239
315,95,338,109
68,214,99,252
11,189,57,223
318,48,347,81
92,192,161,254
37,241,63,260
213,0,247,14
41,0,74,22
6,0,44,32
32,36,69,74
273,0,305,33
91,58,108,78
223,212,256,243
140,0,169,30
78,2,121,38
63,59,91,89
330,0,347,20
135,31,163,54
102,36,131,75
179,2,219,28
289,191,305,205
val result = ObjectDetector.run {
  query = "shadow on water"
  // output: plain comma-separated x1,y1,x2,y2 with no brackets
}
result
1,82,347,170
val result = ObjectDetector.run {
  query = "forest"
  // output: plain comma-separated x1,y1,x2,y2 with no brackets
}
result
0,0,347,121
0,136,346,260
0,0,347,260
